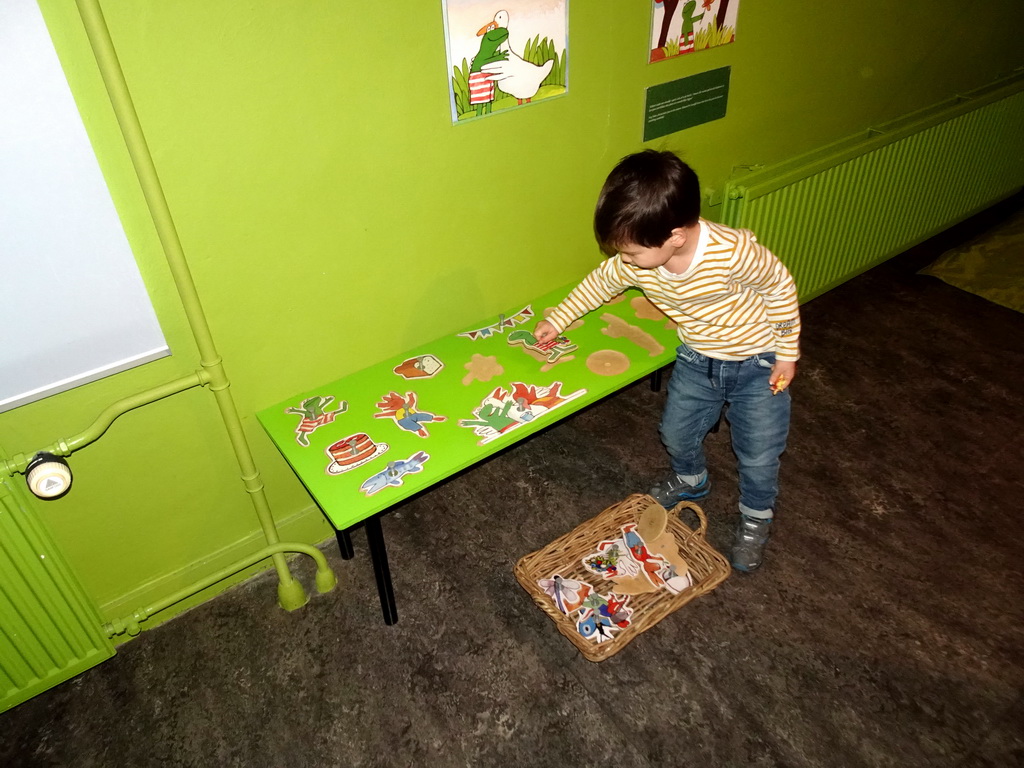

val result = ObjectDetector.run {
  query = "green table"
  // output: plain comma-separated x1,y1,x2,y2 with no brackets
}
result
257,283,681,623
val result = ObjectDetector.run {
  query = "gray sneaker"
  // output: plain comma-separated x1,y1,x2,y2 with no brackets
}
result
648,472,710,508
731,515,772,572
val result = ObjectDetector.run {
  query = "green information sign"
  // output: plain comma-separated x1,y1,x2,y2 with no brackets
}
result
643,66,731,141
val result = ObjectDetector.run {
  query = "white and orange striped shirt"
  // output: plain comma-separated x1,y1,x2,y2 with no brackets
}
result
545,219,801,362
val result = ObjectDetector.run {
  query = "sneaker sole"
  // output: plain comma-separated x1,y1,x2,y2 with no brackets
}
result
730,561,761,573
672,483,710,501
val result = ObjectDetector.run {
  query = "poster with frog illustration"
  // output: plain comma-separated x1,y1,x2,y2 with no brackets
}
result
441,0,568,123
650,0,739,63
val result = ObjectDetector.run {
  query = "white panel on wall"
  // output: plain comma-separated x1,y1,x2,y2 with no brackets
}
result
0,0,169,414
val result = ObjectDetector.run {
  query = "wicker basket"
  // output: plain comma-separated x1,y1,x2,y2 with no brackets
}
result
514,493,730,662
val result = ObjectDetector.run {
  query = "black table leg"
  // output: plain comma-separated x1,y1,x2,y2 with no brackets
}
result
651,366,664,392
335,527,354,560
365,514,398,625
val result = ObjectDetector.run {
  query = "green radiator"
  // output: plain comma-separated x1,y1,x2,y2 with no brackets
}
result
0,476,114,713
722,74,1024,302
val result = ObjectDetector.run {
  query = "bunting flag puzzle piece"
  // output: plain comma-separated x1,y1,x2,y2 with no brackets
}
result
457,306,534,340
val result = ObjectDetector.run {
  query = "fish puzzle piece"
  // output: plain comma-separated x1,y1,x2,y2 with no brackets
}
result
507,329,577,363
359,451,429,495
600,313,664,357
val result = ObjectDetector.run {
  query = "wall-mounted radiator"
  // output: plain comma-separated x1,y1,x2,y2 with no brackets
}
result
722,74,1024,302
0,476,114,713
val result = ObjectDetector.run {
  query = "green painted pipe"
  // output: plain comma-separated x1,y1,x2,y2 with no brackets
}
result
1,372,207,478
74,0,333,612
103,542,337,638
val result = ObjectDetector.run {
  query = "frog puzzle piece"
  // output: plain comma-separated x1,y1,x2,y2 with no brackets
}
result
284,395,347,447
459,398,520,434
507,329,577,363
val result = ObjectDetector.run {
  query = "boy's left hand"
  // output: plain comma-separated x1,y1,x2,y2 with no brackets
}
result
770,360,796,394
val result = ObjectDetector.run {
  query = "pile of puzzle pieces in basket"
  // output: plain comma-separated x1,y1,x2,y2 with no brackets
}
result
536,503,693,645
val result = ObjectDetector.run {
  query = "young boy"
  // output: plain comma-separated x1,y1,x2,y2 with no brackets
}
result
535,150,800,572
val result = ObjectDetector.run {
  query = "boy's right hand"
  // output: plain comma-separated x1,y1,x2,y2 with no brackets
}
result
534,319,558,344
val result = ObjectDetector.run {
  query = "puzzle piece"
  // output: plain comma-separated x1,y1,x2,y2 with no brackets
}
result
600,313,664,357
507,329,578,363
462,354,504,386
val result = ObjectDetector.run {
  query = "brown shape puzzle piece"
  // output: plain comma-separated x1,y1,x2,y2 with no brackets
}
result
586,349,630,376
600,313,664,357
631,296,669,322
462,354,504,386
636,501,691,584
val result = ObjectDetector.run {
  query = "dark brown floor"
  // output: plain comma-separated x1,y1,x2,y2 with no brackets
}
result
3,195,1023,768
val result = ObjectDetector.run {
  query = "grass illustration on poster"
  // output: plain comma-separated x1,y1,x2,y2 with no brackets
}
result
650,0,738,63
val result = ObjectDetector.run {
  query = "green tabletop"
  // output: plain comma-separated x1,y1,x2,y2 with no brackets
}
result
257,283,681,531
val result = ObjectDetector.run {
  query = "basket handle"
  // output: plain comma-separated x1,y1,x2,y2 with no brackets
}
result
670,500,708,537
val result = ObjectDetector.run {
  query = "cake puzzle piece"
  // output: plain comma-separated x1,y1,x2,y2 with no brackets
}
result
325,433,389,475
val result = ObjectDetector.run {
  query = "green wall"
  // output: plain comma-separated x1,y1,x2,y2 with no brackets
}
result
10,0,1022,632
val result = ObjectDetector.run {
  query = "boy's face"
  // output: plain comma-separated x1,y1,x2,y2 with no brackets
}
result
616,228,688,270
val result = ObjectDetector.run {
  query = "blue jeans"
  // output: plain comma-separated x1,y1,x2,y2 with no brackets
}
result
660,344,791,518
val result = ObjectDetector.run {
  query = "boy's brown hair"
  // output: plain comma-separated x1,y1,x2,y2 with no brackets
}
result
593,150,701,257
